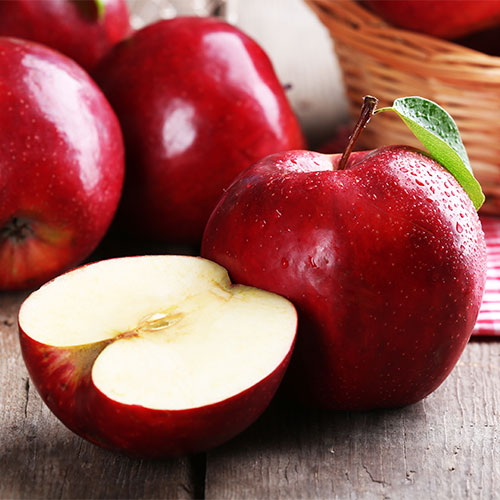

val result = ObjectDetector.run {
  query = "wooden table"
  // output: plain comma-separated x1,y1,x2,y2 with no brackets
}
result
1,285,499,499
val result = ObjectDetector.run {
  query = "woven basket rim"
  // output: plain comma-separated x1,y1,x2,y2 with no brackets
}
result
307,0,500,213
307,0,500,83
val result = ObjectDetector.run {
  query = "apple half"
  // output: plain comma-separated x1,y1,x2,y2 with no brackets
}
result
18,256,297,457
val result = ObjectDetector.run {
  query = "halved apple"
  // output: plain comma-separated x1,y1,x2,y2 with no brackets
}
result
18,255,297,457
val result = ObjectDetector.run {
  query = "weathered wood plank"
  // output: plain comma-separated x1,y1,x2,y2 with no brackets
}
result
205,342,500,499
0,293,199,500
1,287,499,499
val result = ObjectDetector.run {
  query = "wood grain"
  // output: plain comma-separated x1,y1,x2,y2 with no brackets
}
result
1,2,497,499
205,342,500,500
0,292,199,500
1,289,499,499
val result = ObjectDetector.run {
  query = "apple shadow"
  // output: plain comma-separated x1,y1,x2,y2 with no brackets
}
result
0,431,203,499
88,229,200,264
469,336,500,343
208,395,427,464
1,389,430,498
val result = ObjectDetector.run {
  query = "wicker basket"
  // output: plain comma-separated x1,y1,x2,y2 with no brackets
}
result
307,0,500,214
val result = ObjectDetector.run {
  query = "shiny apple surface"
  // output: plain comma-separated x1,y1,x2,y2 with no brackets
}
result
202,147,487,410
0,38,124,289
95,17,304,243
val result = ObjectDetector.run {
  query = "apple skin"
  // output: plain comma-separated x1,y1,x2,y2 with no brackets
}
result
363,1,500,39
202,147,487,410
0,38,124,290
18,313,295,458
94,17,305,244
0,0,131,72
317,124,352,154
454,26,500,56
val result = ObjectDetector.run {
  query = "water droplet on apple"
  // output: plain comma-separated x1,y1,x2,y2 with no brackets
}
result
456,222,463,234
309,257,318,268
281,258,289,269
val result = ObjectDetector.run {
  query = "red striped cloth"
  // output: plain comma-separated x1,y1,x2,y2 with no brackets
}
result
473,215,500,337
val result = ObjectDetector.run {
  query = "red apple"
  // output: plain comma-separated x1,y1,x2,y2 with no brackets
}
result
94,17,305,244
0,38,124,290
316,124,352,154
0,0,131,72
201,100,487,410
363,0,500,39
19,255,297,457
454,26,500,56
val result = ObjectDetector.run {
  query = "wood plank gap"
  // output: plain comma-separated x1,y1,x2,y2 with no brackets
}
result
203,343,500,499
191,453,207,500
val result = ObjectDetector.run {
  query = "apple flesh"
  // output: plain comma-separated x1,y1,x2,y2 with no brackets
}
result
19,256,297,457
94,17,305,244
0,38,124,290
363,0,500,39
202,147,487,410
0,0,131,72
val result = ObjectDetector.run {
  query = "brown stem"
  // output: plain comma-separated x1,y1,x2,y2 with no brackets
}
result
338,95,378,171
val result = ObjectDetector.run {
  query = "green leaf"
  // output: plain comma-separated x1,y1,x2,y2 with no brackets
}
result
375,96,484,210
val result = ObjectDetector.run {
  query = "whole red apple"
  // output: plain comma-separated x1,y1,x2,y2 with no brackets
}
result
94,17,305,244
363,0,500,39
202,99,487,410
0,37,124,290
0,0,131,71
19,255,297,457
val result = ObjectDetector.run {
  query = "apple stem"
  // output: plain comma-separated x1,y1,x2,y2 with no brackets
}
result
338,95,378,171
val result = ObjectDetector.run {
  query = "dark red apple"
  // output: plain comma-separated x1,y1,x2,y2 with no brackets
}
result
19,255,297,457
95,17,305,244
454,26,500,56
202,100,486,410
0,37,124,290
316,124,352,154
364,0,500,39
0,0,131,71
